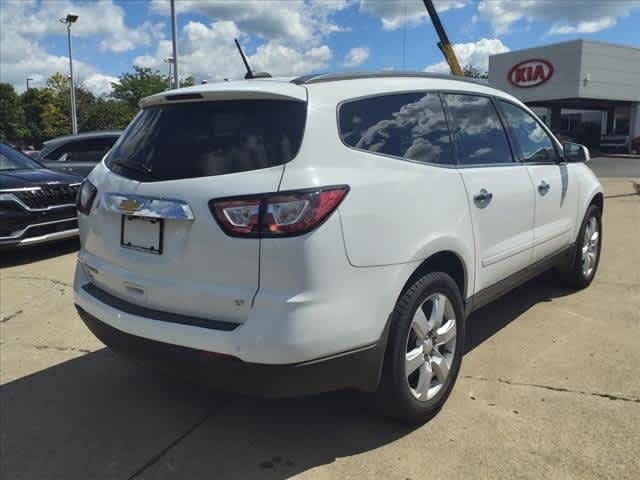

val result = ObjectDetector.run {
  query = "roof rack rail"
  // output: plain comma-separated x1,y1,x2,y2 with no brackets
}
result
291,71,487,86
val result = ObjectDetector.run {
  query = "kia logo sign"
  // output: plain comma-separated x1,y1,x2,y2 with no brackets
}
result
508,59,554,88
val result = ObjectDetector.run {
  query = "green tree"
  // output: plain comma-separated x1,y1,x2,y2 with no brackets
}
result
20,87,49,148
111,66,168,115
82,98,134,131
0,83,27,144
45,73,96,134
39,88,69,140
180,76,196,87
463,65,488,79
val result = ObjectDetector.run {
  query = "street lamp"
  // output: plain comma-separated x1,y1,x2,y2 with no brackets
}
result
26,77,34,90
60,13,79,135
164,57,175,89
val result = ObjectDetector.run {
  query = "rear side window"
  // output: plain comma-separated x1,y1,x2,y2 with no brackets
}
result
442,94,513,166
106,100,306,182
339,92,454,165
498,101,559,163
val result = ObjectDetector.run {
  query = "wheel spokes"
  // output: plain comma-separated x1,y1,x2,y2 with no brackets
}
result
414,362,433,398
436,319,456,346
431,352,450,384
412,308,429,340
428,293,446,330
406,346,425,375
406,291,457,402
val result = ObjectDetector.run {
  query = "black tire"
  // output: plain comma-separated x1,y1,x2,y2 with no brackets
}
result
375,272,466,424
558,204,602,289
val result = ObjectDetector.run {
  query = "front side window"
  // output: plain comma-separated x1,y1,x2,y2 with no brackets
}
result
498,101,558,163
443,94,513,166
339,92,454,165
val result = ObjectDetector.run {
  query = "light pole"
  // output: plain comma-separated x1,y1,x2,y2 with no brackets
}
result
164,57,175,89
170,0,179,89
60,13,79,135
26,77,34,90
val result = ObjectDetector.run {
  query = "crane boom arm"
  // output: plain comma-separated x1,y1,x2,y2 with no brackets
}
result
422,0,464,76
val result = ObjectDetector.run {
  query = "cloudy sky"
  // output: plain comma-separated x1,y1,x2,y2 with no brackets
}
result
1,0,639,96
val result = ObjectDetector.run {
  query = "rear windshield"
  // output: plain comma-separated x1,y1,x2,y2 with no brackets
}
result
106,99,306,181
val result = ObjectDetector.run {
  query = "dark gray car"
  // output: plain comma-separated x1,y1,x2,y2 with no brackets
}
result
38,131,122,177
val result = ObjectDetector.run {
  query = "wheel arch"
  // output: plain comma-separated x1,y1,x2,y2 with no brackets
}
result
590,192,604,215
400,250,468,302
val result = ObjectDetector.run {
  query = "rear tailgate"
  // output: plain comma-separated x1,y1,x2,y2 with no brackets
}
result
80,88,307,325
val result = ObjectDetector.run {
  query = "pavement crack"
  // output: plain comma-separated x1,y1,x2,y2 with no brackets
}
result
0,309,23,324
464,375,640,404
33,344,92,354
127,399,231,480
2,275,72,289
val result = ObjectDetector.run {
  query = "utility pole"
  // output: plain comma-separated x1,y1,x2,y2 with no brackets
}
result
60,13,79,135
164,57,175,89
170,0,179,89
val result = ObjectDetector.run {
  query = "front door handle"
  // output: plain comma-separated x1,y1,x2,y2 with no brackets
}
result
538,181,550,195
473,189,493,208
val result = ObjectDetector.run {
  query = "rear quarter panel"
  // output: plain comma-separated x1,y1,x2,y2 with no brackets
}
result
279,82,476,298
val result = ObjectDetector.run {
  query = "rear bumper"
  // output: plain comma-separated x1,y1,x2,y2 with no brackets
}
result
76,305,384,396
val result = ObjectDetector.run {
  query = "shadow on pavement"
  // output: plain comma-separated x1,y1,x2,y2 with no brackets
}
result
465,271,574,354
0,238,79,269
1,271,575,480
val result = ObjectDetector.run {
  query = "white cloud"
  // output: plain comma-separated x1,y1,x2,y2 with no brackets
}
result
149,0,347,43
134,20,332,82
477,0,640,35
359,0,466,30
548,18,616,35
82,74,119,96
424,38,509,74
0,0,159,95
343,47,370,67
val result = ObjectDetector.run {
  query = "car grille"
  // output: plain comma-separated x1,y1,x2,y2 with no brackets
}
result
22,219,78,239
14,184,79,209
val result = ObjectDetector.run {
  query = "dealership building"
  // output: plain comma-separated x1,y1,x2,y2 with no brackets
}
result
489,40,640,152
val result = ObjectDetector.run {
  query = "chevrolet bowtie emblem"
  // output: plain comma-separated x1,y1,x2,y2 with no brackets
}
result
119,198,142,212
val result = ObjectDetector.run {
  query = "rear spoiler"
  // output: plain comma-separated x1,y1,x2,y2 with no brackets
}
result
139,84,307,108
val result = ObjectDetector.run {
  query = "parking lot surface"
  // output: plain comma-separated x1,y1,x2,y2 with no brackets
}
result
1,178,639,480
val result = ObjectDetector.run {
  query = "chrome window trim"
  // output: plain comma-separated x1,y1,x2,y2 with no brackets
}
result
102,193,195,221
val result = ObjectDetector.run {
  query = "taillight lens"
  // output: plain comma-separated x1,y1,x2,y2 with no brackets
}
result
212,198,261,236
210,186,349,238
77,180,97,215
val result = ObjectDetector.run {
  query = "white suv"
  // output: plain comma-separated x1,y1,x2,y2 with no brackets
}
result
74,73,603,422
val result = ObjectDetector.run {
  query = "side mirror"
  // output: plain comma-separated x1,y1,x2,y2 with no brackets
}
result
563,142,590,163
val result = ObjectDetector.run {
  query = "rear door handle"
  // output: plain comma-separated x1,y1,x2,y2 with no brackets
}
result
538,181,550,195
473,189,493,208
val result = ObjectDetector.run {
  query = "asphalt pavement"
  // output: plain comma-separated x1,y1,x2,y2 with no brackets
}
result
1,179,639,480
588,155,640,178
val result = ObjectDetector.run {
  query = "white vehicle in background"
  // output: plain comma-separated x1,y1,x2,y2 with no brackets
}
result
74,72,603,422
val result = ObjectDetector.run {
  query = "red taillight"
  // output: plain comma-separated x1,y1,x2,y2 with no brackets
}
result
76,180,97,215
212,198,261,236
210,186,349,238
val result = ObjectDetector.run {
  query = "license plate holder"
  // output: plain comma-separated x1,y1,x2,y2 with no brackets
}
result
120,215,163,255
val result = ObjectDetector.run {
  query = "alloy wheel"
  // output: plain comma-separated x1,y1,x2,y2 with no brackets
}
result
405,293,457,401
581,216,600,278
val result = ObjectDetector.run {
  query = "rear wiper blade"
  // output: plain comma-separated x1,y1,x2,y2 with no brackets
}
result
112,160,152,174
